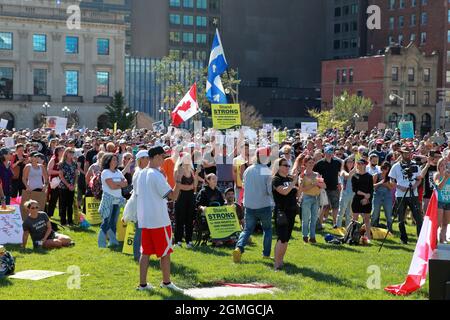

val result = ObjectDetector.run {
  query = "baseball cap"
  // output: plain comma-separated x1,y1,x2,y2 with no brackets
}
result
324,146,334,154
357,158,368,165
136,150,149,160
376,139,384,145
148,146,165,158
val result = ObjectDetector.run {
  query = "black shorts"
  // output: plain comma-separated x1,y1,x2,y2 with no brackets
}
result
275,206,298,243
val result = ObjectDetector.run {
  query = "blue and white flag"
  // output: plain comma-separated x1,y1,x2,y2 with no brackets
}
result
206,29,229,104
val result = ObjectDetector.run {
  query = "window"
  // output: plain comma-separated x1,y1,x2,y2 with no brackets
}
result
351,21,358,31
0,32,13,50
421,12,427,25
334,24,341,34
446,70,450,83
421,0,427,5
65,70,79,95
410,33,416,42
405,90,411,105
343,5,350,15
169,0,180,7
182,50,194,59
343,23,349,32
342,69,347,83
392,66,399,81
389,0,395,10
399,16,404,28
97,38,109,55
65,36,79,54
335,7,341,17
447,51,450,63
389,17,395,30
196,50,207,60
391,90,399,105
197,0,207,9
349,68,354,83
351,38,358,48
183,0,194,8
411,14,416,26
169,31,181,43
421,32,427,44
408,67,415,81
169,14,181,24
169,49,180,59
334,40,340,49
196,33,207,44
196,16,207,27
411,90,417,105
399,0,405,8
357,90,363,97
96,71,109,96
351,4,358,14
183,15,194,25
398,34,404,44
424,68,430,82
0,67,13,99
183,32,194,43
33,69,47,95
448,9,450,23
342,40,349,49
424,91,430,105
33,34,46,52
412,0,416,7
209,0,219,10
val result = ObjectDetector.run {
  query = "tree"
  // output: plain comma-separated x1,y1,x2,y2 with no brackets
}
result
332,91,374,127
105,91,136,130
240,102,263,128
308,110,346,134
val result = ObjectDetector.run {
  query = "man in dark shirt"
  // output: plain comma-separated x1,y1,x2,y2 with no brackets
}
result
31,130,48,157
313,145,343,229
420,150,440,215
369,139,387,163
85,138,100,168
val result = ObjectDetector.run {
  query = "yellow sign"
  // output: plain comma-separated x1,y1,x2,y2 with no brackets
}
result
122,222,136,255
211,104,241,130
204,206,241,240
116,209,127,242
113,122,117,133
273,131,287,144
85,197,102,225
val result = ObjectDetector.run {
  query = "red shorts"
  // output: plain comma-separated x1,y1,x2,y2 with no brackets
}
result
141,226,173,258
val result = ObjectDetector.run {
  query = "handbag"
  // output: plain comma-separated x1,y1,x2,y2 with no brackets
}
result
276,210,288,227
50,177,61,189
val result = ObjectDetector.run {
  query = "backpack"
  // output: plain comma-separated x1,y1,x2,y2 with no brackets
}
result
0,252,15,277
343,220,362,245
90,171,103,200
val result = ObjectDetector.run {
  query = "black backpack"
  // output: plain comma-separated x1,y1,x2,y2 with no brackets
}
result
343,220,362,245
0,252,15,277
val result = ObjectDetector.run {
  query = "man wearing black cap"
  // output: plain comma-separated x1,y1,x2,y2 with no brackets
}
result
388,146,423,244
136,146,183,292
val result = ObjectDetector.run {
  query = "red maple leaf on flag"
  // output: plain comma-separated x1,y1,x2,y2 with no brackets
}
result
178,100,191,112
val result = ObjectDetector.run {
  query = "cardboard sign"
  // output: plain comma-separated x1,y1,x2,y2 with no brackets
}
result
0,205,23,245
46,117,67,135
204,206,241,240
355,122,369,132
116,210,127,242
211,104,242,129
273,131,287,144
9,270,65,281
262,123,273,132
122,222,136,255
152,120,165,132
0,118,8,129
3,137,14,149
85,197,102,225
399,121,414,139
20,190,47,221
301,122,318,135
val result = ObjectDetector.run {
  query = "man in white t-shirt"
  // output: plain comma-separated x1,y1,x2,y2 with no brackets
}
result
136,146,183,292
366,154,381,177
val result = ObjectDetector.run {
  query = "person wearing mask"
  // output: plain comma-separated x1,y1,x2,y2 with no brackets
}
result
433,158,450,244
0,148,13,205
136,146,183,292
22,200,73,249
22,152,48,192
388,147,423,244
313,146,342,229
233,147,274,264
420,150,440,215
371,162,395,232
47,146,64,217
11,143,28,198
58,148,78,226
98,153,127,248
301,155,327,241
173,153,198,248
352,159,374,241
271,158,300,270
337,157,356,228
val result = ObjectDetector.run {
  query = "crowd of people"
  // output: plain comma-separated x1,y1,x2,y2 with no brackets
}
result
1,124,449,289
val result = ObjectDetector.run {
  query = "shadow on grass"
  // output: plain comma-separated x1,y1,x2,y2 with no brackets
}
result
193,246,234,258
141,288,195,300
67,227,97,234
6,245,49,255
149,260,201,283
311,242,363,253
378,244,414,253
0,277,13,287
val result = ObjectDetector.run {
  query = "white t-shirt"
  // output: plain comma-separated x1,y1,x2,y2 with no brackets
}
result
366,165,381,177
137,168,172,229
101,169,125,198
388,162,420,197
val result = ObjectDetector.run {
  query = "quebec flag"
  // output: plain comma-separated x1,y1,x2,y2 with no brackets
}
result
206,29,228,104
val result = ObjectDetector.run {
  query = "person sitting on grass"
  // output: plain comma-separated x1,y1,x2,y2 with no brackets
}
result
21,200,73,249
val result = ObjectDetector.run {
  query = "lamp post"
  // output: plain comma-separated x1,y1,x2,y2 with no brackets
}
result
389,93,406,121
62,106,70,118
42,102,50,117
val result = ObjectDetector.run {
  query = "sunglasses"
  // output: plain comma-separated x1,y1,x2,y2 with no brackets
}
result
281,164,291,168
30,206,39,210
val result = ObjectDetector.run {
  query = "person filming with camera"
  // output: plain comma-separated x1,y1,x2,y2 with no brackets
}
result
388,146,423,244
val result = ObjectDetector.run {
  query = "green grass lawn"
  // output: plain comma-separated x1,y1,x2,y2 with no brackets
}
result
0,215,429,300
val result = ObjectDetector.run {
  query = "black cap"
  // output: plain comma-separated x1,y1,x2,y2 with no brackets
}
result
148,146,165,158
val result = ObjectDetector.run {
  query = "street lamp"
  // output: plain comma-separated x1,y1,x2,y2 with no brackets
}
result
62,106,70,118
42,102,50,116
389,93,406,121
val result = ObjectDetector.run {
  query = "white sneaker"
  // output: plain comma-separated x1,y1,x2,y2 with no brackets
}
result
136,283,154,291
186,242,194,249
160,282,183,293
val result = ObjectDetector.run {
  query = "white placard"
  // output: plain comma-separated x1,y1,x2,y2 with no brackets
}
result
3,137,15,149
152,120,165,132
0,119,8,129
301,122,318,135
55,117,68,135
9,270,65,281
263,123,273,132
0,205,23,245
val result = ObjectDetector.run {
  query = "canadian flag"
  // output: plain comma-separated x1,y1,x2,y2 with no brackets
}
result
385,191,439,295
171,83,199,127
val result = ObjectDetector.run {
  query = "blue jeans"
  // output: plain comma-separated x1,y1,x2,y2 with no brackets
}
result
236,206,272,257
301,195,319,238
133,222,142,261
337,192,354,227
371,187,393,230
100,204,120,234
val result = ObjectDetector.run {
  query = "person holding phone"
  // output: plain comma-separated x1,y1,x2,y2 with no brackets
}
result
433,158,450,244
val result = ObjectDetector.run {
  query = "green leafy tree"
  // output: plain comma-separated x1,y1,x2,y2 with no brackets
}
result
240,102,263,128
308,110,346,134
105,91,136,130
332,91,374,127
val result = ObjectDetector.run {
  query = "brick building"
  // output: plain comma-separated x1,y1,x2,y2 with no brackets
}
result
322,44,438,134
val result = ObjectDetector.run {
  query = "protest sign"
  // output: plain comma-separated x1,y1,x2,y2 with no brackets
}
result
85,197,102,225
46,117,67,135
211,104,241,129
399,121,414,139
273,131,287,144
122,222,136,255
4,137,15,149
152,120,165,132
0,118,8,129
9,270,65,281
204,206,241,240
355,122,369,132
116,209,127,242
0,205,23,245
301,122,318,135
263,123,273,132
45,116,58,129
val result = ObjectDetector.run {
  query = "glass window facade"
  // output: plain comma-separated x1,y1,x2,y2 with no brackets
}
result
33,69,47,95
0,32,13,50
65,36,79,54
65,70,79,95
33,34,46,52
97,38,110,55
0,67,13,99
96,71,109,96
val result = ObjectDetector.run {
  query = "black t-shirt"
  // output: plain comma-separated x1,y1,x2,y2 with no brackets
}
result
22,212,54,246
86,149,98,167
272,173,298,210
313,158,342,191
422,164,437,198
32,138,47,155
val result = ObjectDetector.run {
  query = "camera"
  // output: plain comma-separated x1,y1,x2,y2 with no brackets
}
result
401,162,418,180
